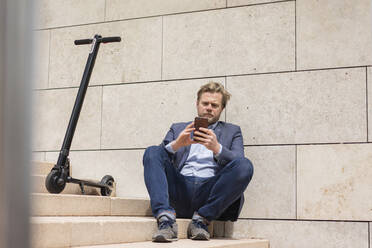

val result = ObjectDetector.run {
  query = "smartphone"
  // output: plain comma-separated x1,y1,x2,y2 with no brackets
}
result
194,117,209,140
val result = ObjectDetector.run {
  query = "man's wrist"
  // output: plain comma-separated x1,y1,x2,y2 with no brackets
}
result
165,142,176,154
171,140,182,152
213,143,222,155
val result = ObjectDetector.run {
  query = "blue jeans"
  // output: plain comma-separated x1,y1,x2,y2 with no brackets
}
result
143,145,253,222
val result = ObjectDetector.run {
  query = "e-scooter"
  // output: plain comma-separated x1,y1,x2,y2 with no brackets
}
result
45,34,121,196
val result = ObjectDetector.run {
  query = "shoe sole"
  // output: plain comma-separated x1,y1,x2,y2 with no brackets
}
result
187,229,210,241
190,233,210,241
152,235,178,242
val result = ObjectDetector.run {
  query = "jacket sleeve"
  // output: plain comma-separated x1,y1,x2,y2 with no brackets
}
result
215,126,245,167
160,124,176,148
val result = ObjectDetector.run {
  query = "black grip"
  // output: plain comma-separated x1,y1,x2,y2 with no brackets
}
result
101,36,121,43
74,39,93,45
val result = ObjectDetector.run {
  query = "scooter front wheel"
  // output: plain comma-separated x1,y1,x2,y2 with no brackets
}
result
100,175,114,196
45,170,66,194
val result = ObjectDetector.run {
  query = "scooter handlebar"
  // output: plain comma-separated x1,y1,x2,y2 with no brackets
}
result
101,36,121,43
74,36,121,45
74,39,93,45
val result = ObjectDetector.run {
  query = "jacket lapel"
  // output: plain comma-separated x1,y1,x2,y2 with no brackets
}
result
214,121,223,141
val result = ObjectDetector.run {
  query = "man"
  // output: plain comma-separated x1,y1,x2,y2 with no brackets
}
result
143,82,253,242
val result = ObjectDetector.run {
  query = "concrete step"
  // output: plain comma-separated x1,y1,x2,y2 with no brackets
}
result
32,161,54,175
31,193,151,216
31,216,217,248
76,238,269,248
32,174,116,196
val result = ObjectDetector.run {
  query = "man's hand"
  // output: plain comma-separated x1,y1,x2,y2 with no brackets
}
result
172,122,196,152
194,127,221,155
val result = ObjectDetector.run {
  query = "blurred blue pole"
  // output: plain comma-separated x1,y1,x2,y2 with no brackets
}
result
0,0,34,247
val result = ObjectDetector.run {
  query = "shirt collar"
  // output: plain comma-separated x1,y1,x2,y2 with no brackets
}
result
208,121,219,130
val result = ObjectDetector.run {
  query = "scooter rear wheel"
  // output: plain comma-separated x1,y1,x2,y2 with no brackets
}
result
45,170,66,194
100,175,114,196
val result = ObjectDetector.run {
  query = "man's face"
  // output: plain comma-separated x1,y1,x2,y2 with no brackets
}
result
196,92,224,124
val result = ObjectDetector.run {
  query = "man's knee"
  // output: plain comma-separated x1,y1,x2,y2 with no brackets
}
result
230,157,254,183
143,145,166,166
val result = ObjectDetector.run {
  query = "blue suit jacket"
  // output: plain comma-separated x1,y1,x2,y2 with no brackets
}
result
161,121,246,221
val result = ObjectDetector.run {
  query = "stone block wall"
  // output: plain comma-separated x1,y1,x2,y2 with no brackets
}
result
32,1,372,247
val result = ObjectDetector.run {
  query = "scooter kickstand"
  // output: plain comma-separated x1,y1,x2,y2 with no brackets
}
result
79,182,85,194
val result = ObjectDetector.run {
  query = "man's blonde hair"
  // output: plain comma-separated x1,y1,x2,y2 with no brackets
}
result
197,82,231,108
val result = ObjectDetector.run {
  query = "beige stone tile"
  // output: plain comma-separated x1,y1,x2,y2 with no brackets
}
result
34,0,105,29
163,2,295,80
70,220,105,246
369,67,372,142
297,143,372,221
31,219,72,248
49,18,162,88
297,0,372,70
33,87,102,151
72,217,170,245
101,78,225,149
242,146,296,219
31,194,111,216
32,216,158,247
32,217,190,246
32,30,49,89
32,152,45,162
106,0,226,21
227,0,289,7
44,152,59,163
225,220,369,248
46,150,148,198
110,198,152,216
212,221,225,238
227,68,367,145
32,161,53,176
32,174,48,194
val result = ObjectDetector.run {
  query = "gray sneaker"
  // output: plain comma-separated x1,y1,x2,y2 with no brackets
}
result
152,216,178,242
187,219,210,240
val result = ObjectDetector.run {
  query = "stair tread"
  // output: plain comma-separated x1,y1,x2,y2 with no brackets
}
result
31,193,151,216
75,238,269,248
32,192,147,200
31,216,162,223
31,216,199,247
